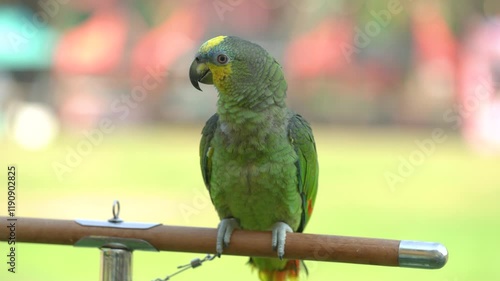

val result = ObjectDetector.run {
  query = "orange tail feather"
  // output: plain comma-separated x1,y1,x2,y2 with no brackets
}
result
250,259,307,281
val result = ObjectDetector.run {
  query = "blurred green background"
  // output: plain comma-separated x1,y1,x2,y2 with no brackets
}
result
1,127,499,280
1,0,500,280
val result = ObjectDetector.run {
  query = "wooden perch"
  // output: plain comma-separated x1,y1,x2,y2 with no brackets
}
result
0,216,447,269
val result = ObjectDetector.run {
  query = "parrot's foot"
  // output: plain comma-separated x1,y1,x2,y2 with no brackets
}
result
216,218,240,255
271,222,293,260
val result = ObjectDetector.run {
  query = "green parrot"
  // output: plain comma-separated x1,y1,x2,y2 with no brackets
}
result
189,36,319,281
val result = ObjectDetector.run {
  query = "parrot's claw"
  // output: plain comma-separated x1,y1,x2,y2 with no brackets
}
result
271,222,293,260
216,218,240,255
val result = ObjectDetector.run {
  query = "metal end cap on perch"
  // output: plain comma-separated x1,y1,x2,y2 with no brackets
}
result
398,240,448,269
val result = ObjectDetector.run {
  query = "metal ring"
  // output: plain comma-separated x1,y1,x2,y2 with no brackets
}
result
112,200,120,220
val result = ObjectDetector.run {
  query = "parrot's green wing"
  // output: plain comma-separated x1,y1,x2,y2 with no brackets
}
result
288,114,319,233
200,114,219,191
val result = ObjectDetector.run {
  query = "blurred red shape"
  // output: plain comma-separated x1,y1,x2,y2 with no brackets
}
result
285,19,353,79
130,5,206,82
54,9,128,75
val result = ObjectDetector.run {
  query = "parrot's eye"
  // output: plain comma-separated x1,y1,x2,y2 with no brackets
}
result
216,54,229,65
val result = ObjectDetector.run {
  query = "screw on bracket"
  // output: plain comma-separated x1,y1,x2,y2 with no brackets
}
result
108,200,123,223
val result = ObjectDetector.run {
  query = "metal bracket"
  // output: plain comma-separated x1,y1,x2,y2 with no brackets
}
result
73,200,161,281
75,219,161,229
75,200,161,229
75,236,158,252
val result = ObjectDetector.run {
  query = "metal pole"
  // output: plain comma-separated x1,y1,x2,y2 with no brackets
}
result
101,246,132,281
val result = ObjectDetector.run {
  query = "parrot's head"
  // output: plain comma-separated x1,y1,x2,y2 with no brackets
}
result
189,36,283,95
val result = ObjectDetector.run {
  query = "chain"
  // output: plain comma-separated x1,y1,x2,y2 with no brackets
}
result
151,254,219,281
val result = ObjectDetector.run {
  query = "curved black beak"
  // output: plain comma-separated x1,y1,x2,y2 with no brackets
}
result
189,58,213,91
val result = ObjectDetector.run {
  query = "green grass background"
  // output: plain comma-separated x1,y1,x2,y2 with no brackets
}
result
1,125,499,281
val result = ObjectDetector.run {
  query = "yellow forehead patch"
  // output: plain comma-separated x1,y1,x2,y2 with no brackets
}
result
200,36,227,53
